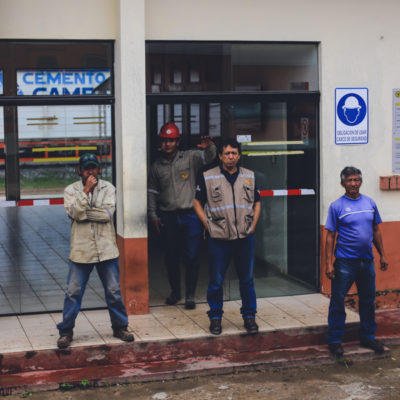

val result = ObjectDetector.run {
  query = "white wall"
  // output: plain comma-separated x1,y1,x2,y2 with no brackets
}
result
145,0,400,222
0,0,118,39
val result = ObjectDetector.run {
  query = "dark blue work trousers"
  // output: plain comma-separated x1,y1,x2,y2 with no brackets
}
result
160,210,202,299
327,258,377,344
207,234,257,320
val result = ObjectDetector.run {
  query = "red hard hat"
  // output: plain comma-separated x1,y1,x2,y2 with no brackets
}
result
159,122,180,138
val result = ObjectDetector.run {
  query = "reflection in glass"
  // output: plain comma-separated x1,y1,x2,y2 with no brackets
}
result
18,105,112,199
238,100,318,295
209,103,221,137
0,106,3,200
146,42,318,92
173,104,183,133
190,104,200,135
190,69,200,83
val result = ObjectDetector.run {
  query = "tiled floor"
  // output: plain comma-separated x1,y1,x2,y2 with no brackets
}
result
0,293,360,354
0,206,107,315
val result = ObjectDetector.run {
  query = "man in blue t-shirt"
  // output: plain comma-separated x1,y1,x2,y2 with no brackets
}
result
325,166,388,358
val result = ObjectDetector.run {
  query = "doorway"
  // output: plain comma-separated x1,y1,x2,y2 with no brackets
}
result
146,41,320,306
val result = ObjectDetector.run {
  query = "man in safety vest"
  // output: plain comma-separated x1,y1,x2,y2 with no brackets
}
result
193,138,261,335
148,122,216,309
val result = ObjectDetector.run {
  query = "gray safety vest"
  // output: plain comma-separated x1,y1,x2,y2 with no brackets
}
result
203,166,255,240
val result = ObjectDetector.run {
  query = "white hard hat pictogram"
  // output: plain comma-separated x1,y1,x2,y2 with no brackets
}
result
342,96,361,110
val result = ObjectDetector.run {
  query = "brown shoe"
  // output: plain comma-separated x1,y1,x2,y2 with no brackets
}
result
57,333,73,349
113,328,134,342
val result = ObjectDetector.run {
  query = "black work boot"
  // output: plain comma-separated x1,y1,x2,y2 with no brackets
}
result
328,342,344,357
360,339,385,353
244,318,259,334
209,319,222,335
185,295,196,310
165,293,181,305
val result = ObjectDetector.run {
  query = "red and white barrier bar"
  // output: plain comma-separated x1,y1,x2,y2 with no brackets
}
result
0,188,315,207
260,189,315,197
0,199,64,207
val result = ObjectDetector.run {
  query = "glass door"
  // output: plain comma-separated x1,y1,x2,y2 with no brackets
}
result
147,95,319,305
235,99,319,297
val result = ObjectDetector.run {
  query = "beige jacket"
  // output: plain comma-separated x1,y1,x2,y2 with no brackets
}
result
64,179,119,263
148,143,216,220
203,166,255,240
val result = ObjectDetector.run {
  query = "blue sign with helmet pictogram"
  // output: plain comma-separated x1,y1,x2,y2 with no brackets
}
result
335,88,369,144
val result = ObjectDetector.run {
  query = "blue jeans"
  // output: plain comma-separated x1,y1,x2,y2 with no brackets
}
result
207,234,257,320
160,210,202,299
327,258,376,344
57,257,128,335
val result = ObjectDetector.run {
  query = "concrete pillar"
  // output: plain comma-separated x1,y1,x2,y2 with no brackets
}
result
114,0,148,314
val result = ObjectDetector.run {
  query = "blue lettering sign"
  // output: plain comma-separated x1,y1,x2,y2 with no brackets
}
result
49,87,59,95
75,73,85,85
95,73,106,84
82,87,93,95
33,87,46,95
48,73,61,85
35,73,45,85
86,72,94,84
23,73,34,84
63,73,73,84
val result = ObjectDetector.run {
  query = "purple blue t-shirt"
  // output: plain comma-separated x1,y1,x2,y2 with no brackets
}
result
325,194,382,259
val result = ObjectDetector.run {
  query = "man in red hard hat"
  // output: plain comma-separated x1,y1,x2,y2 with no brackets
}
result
148,122,216,309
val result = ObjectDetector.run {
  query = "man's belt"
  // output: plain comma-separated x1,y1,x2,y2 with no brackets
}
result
162,208,194,216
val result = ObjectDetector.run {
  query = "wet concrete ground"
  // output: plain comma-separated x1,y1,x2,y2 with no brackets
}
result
5,345,400,400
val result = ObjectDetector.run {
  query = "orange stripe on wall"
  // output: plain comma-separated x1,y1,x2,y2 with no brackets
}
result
117,235,149,315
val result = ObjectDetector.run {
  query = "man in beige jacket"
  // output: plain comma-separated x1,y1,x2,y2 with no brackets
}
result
57,153,133,348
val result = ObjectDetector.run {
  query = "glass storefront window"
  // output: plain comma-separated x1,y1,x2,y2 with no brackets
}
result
146,42,318,93
0,41,113,315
